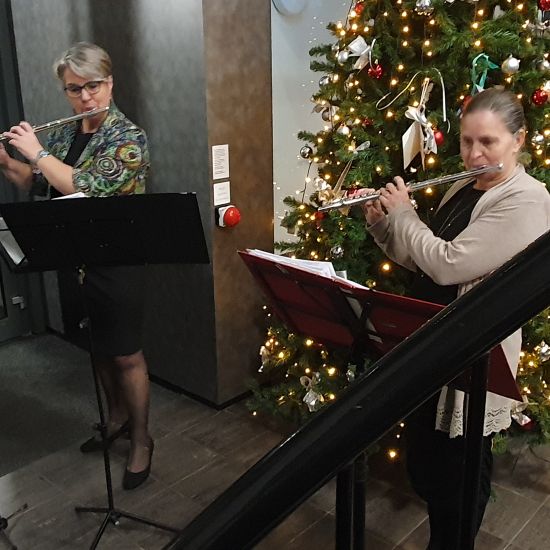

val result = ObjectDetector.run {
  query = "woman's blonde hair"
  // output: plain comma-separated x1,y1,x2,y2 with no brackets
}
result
53,42,112,81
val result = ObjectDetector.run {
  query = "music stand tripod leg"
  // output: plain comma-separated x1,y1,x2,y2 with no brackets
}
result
73,267,179,549
0,502,29,550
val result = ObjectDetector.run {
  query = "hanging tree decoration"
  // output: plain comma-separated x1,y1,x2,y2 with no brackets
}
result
527,10,550,37
536,341,550,362
314,140,370,211
501,55,521,75
402,79,438,170
535,57,550,74
300,372,325,412
299,145,313,159
368,62,384,79
373,68,449,170
353,1,365,16
345,36,377,72
471,53,499,94
511,396,534,428
319,75,332,87
532,88,549,106
415,0,435,16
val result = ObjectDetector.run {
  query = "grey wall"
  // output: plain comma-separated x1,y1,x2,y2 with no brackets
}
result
9,0,273,405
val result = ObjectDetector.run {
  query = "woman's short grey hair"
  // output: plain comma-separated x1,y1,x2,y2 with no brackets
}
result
462,88,526,135
53,42,112,81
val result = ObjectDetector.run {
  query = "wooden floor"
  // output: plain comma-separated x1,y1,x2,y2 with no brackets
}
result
1,384,550,549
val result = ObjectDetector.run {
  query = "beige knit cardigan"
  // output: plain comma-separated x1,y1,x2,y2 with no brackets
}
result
368,165,550,437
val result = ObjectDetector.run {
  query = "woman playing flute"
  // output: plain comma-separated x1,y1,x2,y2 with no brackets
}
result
0,42,153,490
362,88,550,548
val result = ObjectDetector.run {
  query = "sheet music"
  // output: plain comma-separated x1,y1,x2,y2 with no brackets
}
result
247,249,336,277
0,217,25,266
52,192,87,200
247,249,369,289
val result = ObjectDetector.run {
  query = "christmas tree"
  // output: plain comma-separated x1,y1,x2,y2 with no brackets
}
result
249,0,550,447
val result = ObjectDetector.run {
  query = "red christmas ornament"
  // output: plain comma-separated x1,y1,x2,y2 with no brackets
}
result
354,2,365,15
433,129,445,146
314,211,326,221
532,88,549,106
368,64,384,79
520,419,536,432
538,0,550,11
362,117,373,127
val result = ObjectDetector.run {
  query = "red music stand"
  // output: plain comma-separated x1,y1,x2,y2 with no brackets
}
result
239,250,520,401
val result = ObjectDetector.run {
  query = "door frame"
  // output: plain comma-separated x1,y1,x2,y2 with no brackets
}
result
0,0,46,340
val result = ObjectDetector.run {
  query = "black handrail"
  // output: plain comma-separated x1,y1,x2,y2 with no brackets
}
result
165,230,550,550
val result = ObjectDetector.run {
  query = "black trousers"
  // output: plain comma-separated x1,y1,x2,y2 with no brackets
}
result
405,395,494,550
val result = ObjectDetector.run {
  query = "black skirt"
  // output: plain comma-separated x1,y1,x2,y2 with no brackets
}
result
80,265,145,357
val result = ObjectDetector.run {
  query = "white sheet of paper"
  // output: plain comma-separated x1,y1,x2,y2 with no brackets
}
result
213,181,231,206
212,144,230,180
52,192,87,200
0,217,25,265
402,122,422,170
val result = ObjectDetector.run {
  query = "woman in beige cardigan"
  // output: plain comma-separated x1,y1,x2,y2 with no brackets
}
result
363,88,550,549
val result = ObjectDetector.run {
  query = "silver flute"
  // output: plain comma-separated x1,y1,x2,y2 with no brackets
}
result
0,106,109,143
318,163,504,212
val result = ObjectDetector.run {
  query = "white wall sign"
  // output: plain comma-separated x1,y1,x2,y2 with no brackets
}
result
272,0,309,16
212,144,230,180
213,181,231,206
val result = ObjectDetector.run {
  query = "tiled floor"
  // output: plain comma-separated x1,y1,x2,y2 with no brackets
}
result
2,383,550,549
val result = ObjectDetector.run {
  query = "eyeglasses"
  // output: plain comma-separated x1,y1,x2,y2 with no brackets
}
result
63,79,108,98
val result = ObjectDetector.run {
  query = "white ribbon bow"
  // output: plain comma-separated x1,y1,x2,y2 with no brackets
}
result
346,36,376,71
405,105,437,155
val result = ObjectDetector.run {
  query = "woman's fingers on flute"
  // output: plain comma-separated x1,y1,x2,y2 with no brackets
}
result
350,187,376,197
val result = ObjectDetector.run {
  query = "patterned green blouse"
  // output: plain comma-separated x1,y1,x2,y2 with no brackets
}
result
32,102,149,197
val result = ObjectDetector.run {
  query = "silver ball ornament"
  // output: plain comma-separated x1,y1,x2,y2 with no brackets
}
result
319,75,331,87
337,50,349,64
414,0,434,16
331,245,344,259
538,341,550,363
535,58,550,74
337,124,351,136
314,177,329,190
300,145,313,159
531,131,545,146
501,55,521,75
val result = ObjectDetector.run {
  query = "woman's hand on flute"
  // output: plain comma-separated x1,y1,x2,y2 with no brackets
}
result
2,122,43,163
349,188,385,226
0,143,10,169
378,177,412,212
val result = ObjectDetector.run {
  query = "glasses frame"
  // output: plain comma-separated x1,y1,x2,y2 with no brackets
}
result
63,78,109,98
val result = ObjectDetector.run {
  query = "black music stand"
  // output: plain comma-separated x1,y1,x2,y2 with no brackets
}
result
0,193,209,549
239,250,521,550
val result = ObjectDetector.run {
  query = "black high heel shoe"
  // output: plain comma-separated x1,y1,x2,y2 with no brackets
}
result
79,420,130,453
123,440,154,490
